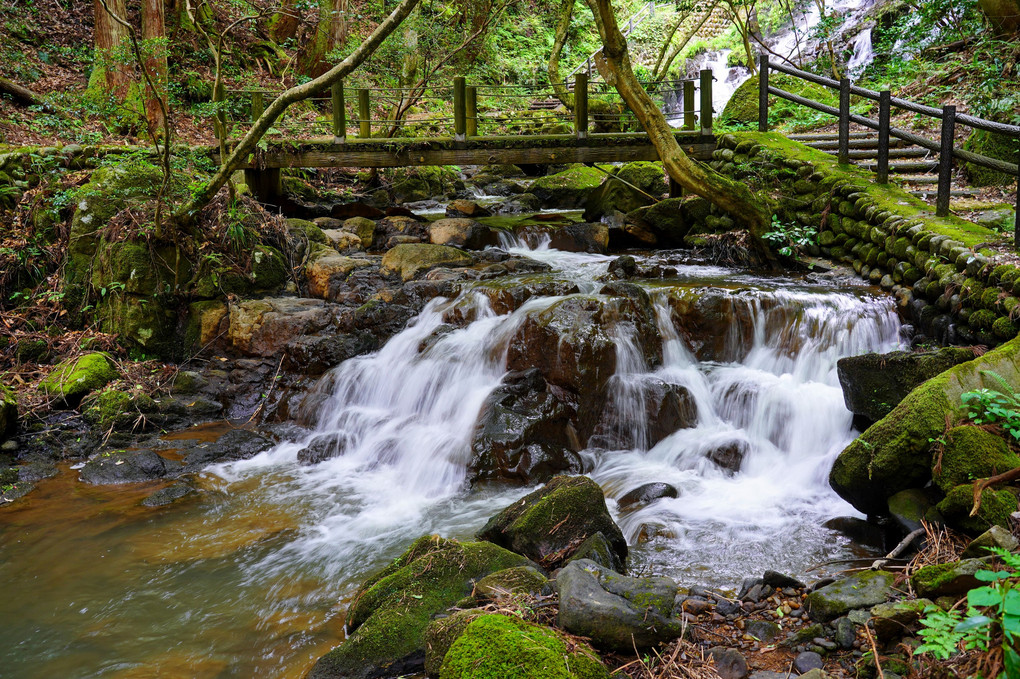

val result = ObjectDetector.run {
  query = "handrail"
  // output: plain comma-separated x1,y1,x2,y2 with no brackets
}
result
759,55,1020,239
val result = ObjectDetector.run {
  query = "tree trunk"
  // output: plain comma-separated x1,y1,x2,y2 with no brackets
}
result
269,0,300,42
582,0,772,243
978,0,1020,33
299,0,340,76
548,0,574,108
176,0,421,222
92,0,132,99
652,4,716,81
141,0,168,135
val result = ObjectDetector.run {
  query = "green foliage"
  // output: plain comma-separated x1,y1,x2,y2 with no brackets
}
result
764,214,816,258
916,548,1020,676
961,371,1020,442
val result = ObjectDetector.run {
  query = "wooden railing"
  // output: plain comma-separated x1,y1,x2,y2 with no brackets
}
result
758,55,1020,239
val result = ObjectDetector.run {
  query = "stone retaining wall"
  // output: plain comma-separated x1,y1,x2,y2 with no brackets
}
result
710,131,1016,347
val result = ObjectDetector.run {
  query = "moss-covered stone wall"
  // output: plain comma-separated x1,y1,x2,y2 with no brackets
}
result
711,132,1015,347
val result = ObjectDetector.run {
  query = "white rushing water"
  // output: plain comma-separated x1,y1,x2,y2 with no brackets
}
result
214,243,900,590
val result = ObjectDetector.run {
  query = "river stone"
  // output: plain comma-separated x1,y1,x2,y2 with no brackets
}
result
961,525,1020,558
870,599,932,641
793,652,824,674
472,566,548,599
887,488,933,534
744,619,782,643
342,216,377,247
428,218,495,250
804,571,896,622
618,482,679,511
834,617,856,649
591,376,696,450
142,481,197,507
79,449,168,484
582,161,666,221
439,614,608,679
566,531,625,573
307,535,535,679
468,369,581,486
627,197,691,246
477,475,627,570
423,609,486,678
39,352,119,405
830,338,1020,515
710,647,748,679
305,248,374,299
371,214,429,250
176,428,274,468
229,297,333,357
529,166,605,209
496,192,542,214
911,558,988,598
762,570,806,589
445,199,492,219
381,243,474,281
556,559,682,651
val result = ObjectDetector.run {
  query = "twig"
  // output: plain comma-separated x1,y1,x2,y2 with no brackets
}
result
863,622,885,679
871,527,926,570
970,466,1020,516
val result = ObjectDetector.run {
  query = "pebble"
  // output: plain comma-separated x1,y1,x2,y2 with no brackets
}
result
794,651,824,673
814,637,837,650
710,647,748,679
834,617,856,649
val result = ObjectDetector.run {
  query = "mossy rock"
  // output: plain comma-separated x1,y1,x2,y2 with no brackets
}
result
627,197,690,246
529,166,606,209
388,166,462,203
438,614,608,679
285,217,328,244
424,609,487,678
477,475,626,570
472,566,548,600
250,245,288,291
308,535,535,679
911,558,990,597
963,129,1020,187
381,243,474,282
281,175,319,202
82,388,157,430
804,571,896,622
933,426,1020,493
829,336,1020,515
97,293,176,355
720,74,838,128
0,384,16,440
936,484,1018,534
38,353,119,404
582,161,667,221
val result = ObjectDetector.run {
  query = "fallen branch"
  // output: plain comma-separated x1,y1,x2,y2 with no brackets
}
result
970,466,1020,516
871,527,925,570
0,76,63,116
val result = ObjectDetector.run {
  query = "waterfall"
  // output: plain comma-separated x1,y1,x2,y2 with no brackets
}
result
847,29,874,78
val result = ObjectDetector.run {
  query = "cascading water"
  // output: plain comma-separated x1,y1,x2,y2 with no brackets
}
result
847,29,875,78
0,243,903,678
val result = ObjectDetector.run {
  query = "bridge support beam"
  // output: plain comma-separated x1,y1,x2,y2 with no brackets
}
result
244,168,282,205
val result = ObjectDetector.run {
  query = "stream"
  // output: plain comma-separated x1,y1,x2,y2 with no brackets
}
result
0,239,901,678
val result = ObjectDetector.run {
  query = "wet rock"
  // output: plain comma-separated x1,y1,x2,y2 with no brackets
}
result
0,385,17,441
566,531,625,573
793,651,823,674
512,222,609,253
306,535,534,679
557,559,682,650
592,378,697,450
706,440,748,474
472,565,548,599
608,255,638,278
710,647,748,679
477,475,627,570
171,371,207,395
283,331,376,375
380,243,474,282
626,197,691,246
445,200,492,219
80,449,168,484
823,517,890,550
38,352,119,406
371,214,429,250
870,599,932,641
887,488,934,534
495,192,542,214
228,297,333,357
320,229,363,252
833,617,856,649
142,481,197,507
961,525,1020,559
342,216,377,247
468,370,581,486
665,288,758,362
804,571,896,622
762,570,806,589
439,614,608,679
618,482,679,510
529,166,605,209
428,218,496,250
180,428,274,468
911,558,987,598
745,619,782,643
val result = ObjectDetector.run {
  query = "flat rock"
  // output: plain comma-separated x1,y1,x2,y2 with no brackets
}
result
804,571,896,622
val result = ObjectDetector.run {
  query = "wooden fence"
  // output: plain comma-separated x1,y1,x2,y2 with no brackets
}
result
758,55,1020,240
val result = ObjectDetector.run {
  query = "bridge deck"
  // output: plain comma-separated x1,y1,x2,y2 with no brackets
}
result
236,131,717,170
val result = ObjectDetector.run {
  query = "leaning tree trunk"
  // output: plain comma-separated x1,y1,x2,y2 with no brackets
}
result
652,3,716,81
978,0,1020,33
548,0,574,108
175,0,421,223
141,0,168,135
582,0,772,242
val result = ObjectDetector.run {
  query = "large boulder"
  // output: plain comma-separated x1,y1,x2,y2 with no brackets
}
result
626,197,691,246
529,166,605,209
428,218,496,250
387,166,462,203
582,161,667,221
381,244,474,281
933,426,1020,493
511,222,609,253
342,216,377,247
936,484,1018,534
719,74,837,127
830,337,1020,515
228,297,333,357
307,535,534,679
836,348,975,423
438,614,608,679
371,215,430,250
304,246,375,300
590,376,697,450
79,449,169,484
557,559,683,650
477,475,627,570
38,353,119,405
468,369,582,485
804,571,896,622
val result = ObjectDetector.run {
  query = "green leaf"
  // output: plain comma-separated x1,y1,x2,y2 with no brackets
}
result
954,615,994,632
975,570,1012,582
969,587,1003,607
1003,589,1020,615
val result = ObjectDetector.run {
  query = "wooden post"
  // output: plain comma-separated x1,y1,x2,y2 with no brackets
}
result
936,104,956,218
250,90,264,125
244,168,282,204
838,77,850,165
699,69,713,134
453,76,466,142
1015,148,1019,246
877,90,891,184
683,80,695,130
574,73,588,139
331,81,345,143
466,85,478,137
758,55,769,132
358,88,371,138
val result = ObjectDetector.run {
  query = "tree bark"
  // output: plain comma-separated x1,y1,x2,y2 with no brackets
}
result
269,0,300,42
582,0,772,242
0,76,47,108
175,0,421,222
299,0,341,76
652,3,716,81
141,0,168,134
548,0,574,108
978,0,1020,33
92,0,132,99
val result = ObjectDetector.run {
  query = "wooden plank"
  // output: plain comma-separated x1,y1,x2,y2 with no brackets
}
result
233,141,717,169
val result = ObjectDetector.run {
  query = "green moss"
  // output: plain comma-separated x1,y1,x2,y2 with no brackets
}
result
719,75,838,128
994,316,1019,340
439,614,608,679
934,426,1019,493
529,166,606,209
0,384,16,439
969,308,997,330
963,130,1020,187
424,609,487,677
82,388,157,429
473,566,548,599
250,245,288,291
937,485,1018,533
38,352,119,404
286,218,328,244
381,243,474,282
